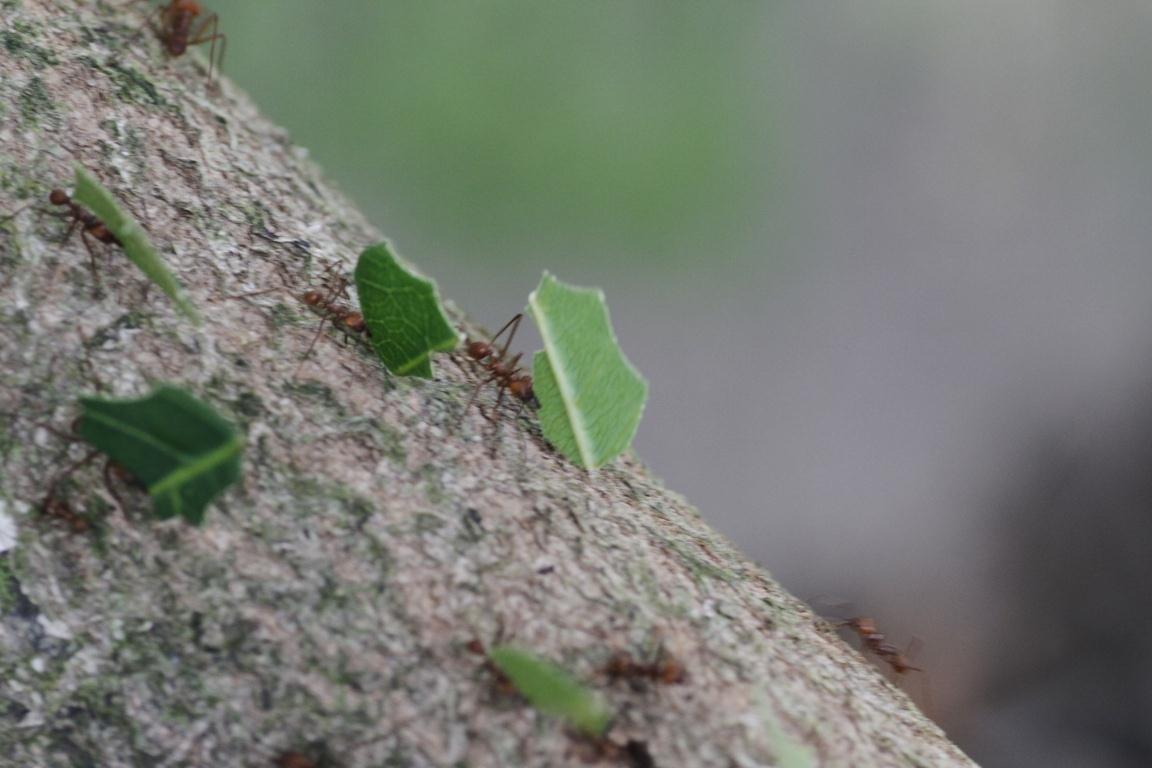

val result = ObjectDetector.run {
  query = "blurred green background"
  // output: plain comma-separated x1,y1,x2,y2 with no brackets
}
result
225,1,781,291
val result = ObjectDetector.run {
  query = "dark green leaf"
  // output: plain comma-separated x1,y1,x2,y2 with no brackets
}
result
528,273,647,468
488,646,612,737
71,165,200,323
353,242,460,378
78,385,243,525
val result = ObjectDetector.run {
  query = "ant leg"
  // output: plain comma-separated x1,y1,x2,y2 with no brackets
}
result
129,3,164,45
462,373,499,421
102,459,127,513
489,313,524,361
492,383,507,417
189,15,225,79
904,636,923,663
293,316,330,378
42,449,100,514
223,286,284,300
0,202,33,223
77,329,107,393
79,230,104,297
59,215,80,245
292,274,348,377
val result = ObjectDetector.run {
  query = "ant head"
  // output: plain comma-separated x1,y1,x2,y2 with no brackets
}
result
49,189,69,206
466,340,491,360
301,289,325,307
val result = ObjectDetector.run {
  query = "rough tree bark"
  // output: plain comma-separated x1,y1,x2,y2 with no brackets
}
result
0,2,976,766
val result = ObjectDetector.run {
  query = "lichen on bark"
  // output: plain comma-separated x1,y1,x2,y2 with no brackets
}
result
0,2,976,766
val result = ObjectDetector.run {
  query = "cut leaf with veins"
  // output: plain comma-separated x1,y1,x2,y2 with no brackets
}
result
528,273,647,469
77,385,243,525
354,242,460,378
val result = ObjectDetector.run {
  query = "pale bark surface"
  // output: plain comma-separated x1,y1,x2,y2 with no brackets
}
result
0,2,976,766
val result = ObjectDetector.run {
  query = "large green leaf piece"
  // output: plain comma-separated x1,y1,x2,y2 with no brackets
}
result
71,165,200,323
353,242,460,378
77,385,243,525
528,273,647,469
488,646,612,737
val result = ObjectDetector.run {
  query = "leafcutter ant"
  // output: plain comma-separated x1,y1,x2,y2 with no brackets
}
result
836,615,934,713
462,313,539,420
37,416,143,531
41,449,101,533
602,648,687,688
142,1,227,81
836,616,922,676
225,263,370,377
295,276,370,376
40,188,123,296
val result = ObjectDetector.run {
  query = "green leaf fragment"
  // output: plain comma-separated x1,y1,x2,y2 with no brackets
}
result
488,645,612,737
528,273,647,469
77,385,243,525
353,242,460,378
71,165,200,323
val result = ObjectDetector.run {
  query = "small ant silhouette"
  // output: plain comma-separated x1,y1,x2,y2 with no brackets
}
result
296,276,370,376
142,1,227,81
225,264,370,376
836,616,923,676
602,649,687,687
43,188,123,296
36,393,146,531
462,313,539,420
38,416,143,531
41,448,101,534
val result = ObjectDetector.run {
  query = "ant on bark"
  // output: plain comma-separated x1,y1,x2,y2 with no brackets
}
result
836,616,923,676
602,648,687,688
38,188,122,296
38,416,142,533
296,276,370,375
461,313,539,420
139,1,227,81
226,264,369,376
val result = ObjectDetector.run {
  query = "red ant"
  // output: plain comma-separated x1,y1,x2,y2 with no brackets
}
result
295,276,370,376
602,649,686,687
41,188,123,296
836,616,923,676
226,265,370,376
462,313,539,419
139,0,227,80
38,416,143,532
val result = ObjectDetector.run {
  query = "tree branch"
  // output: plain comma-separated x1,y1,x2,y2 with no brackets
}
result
0,2,975,766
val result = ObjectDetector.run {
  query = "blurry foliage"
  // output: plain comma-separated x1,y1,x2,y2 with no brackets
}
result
224,2,776,271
